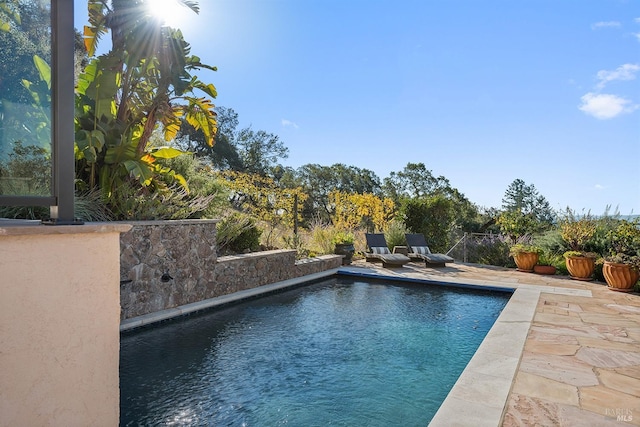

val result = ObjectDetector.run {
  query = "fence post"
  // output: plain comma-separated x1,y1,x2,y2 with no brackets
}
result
463,232,468,263
293,194,298,235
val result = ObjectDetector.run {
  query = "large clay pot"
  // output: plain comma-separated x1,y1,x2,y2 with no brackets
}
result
334,243,355,265
513,252,539,272
565,256,595,281
603,261,640,292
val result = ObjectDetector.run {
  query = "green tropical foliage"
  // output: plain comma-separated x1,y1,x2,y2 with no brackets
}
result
74,0,218,217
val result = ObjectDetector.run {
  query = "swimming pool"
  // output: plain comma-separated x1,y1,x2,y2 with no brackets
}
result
120,276,510,426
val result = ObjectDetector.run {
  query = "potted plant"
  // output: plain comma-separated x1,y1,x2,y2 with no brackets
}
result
602,219,640,292
533,251,557,275
509,243,542,272
333,231,355,265
560,212,598,281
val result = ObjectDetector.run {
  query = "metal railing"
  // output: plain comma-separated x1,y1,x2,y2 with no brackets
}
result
446,232,507,263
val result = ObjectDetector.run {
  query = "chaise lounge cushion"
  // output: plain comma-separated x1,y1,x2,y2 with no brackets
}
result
411,246,431,255
371,246,391,255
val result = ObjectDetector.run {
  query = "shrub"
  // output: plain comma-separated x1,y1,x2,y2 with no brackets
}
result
0,189,114,221
283,234,310,259
160,154,228,219
332,231,355,245
509,243,542,256
383,219,408,249
594,257,605,282
74,189,113,221
0,204,48,220
496,211,538,242
229,222,261,253
308,220,336,255
590,214,622,256
217,212,262,255
459,233,513,267
108,182,219,220
559,210,597,254
402,195,454,253
604,218,640,270
542,252,567,274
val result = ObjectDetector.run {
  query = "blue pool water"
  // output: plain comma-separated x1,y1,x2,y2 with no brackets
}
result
120,277,510,426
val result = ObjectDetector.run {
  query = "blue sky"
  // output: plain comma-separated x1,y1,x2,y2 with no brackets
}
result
74,0,640,215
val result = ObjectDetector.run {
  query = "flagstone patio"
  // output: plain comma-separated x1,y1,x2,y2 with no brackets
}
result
342,259,640,426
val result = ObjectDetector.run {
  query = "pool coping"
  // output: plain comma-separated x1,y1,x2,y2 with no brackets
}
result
119,264,593,426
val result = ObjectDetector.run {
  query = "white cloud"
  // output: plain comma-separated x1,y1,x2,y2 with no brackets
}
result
595,63,640,89
635,33,640,43
594,184,606,190
591,21,621,30
578,93,639,119
281,119,299,129
635,17,640,24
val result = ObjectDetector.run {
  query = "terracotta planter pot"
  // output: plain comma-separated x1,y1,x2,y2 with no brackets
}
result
534,265,557,275
513,252,539,272
603,261,640,292
565,256,595,281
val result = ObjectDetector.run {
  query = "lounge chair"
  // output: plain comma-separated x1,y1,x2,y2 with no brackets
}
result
405,233,454,267
365,233,411,268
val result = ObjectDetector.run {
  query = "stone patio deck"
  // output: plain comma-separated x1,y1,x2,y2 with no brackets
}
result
342,260,640,426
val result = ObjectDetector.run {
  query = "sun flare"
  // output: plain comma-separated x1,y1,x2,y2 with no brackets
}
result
147,0,192,28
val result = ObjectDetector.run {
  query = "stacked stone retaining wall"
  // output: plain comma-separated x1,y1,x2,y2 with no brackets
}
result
119,220,342,320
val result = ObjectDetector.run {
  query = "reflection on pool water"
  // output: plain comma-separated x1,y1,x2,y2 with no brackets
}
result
120,277,510,426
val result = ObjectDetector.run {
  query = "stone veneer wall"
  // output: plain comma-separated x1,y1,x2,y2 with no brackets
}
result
120,220,218,319
213,250,342,298
120,220,342,320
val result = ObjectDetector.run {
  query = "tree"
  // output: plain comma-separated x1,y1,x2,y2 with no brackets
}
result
75,0,218,214
382,162,451,202
495,210,539,242
402,195,455,253
175,106,243,170
383,162,481,235
497,179,555,239
329,190,395,232
175,106,288,176
501,179,555,224
235,127,288,176
216,170,307,247
294,163,382,224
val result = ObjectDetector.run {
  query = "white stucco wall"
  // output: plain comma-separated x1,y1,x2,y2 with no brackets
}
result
0,222,130,427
